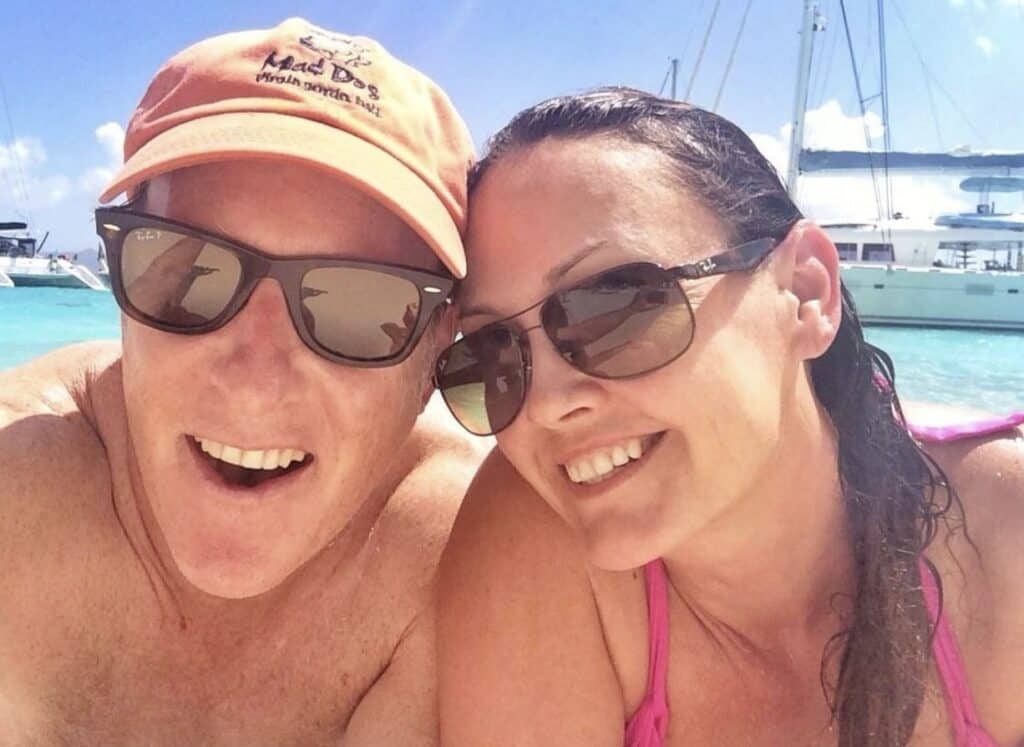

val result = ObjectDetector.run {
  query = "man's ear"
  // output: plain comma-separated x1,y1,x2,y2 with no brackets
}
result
777,221,842,360
418,302,457,411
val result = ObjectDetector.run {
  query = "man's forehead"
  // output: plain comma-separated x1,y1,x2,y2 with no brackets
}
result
142,161,442,269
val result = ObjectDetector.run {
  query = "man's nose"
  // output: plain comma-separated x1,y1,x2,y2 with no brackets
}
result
206,278,307,394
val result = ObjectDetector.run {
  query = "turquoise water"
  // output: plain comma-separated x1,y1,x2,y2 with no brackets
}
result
0,288,1021,413
0,288,121,367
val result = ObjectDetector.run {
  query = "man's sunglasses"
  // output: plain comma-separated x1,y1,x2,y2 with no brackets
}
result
95,207,454,367
434,237,778,436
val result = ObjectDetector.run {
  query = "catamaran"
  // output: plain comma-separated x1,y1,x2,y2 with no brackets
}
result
0,221,108,290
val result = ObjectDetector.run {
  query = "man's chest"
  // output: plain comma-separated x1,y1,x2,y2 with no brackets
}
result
4,569,401,746
40,644,369,746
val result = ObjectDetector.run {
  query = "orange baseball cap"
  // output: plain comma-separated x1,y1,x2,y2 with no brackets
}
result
100,18,474,278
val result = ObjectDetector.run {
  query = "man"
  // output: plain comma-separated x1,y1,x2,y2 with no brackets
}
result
0,18,485,745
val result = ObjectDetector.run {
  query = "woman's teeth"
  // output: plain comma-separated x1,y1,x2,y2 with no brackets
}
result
563,437,647,485
196,437,308,471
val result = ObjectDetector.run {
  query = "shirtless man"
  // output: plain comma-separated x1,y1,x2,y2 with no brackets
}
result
0,19,484,745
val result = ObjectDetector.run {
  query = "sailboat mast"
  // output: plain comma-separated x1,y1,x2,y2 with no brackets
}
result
786,0,819,203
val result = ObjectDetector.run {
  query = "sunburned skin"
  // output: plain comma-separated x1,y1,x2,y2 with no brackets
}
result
0,161,489,746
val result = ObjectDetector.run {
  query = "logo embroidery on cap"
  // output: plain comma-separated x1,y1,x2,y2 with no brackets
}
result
255,29,382,118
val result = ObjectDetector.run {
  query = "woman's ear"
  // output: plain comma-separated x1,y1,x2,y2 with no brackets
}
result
780,221,842,360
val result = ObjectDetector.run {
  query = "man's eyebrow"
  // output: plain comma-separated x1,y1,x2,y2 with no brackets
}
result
459,240,609,321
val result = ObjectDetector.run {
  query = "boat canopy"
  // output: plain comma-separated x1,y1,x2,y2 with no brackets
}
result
959,177,1024,193
934,214,1024,231
800,150,1024,172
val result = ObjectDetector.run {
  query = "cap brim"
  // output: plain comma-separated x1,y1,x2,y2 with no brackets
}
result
99,111,466,278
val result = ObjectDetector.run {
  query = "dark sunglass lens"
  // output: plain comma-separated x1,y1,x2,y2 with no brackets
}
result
120,227,242,327
301,267,426,361
544,264,693,378
436,326,526,436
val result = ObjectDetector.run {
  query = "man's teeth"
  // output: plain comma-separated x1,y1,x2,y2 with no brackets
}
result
196,437,307,470
564,437,647,485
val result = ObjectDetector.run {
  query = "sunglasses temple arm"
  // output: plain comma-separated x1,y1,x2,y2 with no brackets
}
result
673,238,778,280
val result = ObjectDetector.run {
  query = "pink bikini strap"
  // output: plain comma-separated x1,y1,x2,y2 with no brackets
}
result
918,557,991,745
909,411,1024,443
643,560,670,720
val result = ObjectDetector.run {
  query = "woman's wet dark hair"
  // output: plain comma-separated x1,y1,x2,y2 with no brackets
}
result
470,86,960,745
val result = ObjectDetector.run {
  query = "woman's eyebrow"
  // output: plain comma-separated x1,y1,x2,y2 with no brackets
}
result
459,240,611,320
542,240,608,287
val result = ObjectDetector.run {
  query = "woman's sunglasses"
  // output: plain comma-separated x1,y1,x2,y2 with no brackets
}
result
95,206,454,367
434,237,778,436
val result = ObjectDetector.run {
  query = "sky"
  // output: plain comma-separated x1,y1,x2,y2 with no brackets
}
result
1,0,1022,255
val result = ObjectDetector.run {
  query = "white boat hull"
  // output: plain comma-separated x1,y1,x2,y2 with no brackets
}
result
0,257,108,290
841,263,1024,331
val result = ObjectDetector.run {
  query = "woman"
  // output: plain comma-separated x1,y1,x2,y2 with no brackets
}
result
434,88,1024,746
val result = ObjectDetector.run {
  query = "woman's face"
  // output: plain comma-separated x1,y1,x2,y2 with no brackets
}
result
461,136,808,570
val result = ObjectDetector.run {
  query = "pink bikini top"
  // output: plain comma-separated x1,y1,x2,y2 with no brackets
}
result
624,411,1023,747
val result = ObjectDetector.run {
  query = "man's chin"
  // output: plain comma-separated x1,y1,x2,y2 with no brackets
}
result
145,445,328,599
171,541,303,599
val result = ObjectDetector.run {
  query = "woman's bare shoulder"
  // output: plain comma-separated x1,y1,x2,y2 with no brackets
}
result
437,449,623,746
925,420,1024,567
923,426,1024,744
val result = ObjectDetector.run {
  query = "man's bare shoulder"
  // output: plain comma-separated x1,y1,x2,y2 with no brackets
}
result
0,342,122,563
0,341,122,422
359,397,491,597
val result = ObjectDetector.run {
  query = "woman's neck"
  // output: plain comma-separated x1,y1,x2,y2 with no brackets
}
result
661,387,855,655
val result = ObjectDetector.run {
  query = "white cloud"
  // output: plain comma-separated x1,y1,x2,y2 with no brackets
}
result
751,99,885,177
0,136,47,173
949,0,989,8
94,122,124,164
749,100,975,222
975,35,997,57
0,121,126,225
78,166,116,194
76,121,124,196
0,136,72,212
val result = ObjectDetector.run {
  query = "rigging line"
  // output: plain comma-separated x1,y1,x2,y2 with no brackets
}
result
0,71,34,224
839,0,885,227
658,61,672,97
712,0,754,112
877,0,894,242
889,0,945,151
0,140,25,222
677,0,708,72
684,0,722,102
922,67,989,148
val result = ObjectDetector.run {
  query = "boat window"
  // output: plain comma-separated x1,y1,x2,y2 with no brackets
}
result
862,243,894,262
835,242,858,261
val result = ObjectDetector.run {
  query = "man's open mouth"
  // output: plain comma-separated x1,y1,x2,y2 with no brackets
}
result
187,435,314,489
